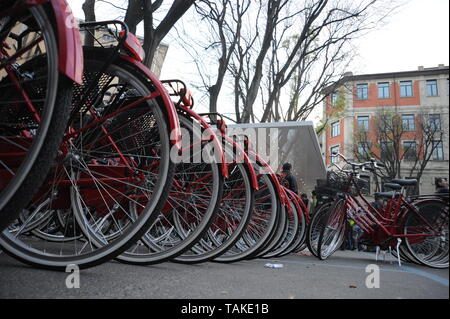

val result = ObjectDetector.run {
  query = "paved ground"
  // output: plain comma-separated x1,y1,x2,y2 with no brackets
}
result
0,249,448,299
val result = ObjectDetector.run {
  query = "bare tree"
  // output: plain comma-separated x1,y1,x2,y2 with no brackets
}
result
240,0,290,123
405,114,445,195
259,0,383,123
194,0,251,114
352,109,445,194
226,0,391,124
83,0,195,68
141,0,195,67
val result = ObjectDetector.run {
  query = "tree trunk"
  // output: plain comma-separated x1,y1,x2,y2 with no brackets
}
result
82,0,96,46
143,0,195,68
124,0,143,35
241,1,281,123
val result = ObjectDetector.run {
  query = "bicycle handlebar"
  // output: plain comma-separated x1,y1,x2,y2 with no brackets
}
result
330,151,387,178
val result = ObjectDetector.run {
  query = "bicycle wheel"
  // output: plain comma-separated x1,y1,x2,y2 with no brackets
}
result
0,47,174,270
317,198,346,260
287,202,308,255
116,113,224,265
0,4,73,230
273,197,307,257
215,162,279,263
306,201,332,257
174,160,254,263
174,134,255,264
261,200,300,258
256,205,288,258
402,199,448,268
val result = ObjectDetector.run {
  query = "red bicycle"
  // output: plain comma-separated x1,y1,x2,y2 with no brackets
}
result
316,152,448,268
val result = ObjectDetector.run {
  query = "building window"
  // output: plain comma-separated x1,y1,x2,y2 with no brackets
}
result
330,146,340,164
357,116,370,131
432,141,444,160
378,82,390,99
331,121,340,137
429,114,441,131
426,79,438,96
356,83,368,100
403,141,417,161
400,81,413,97
331,91,338,106
402,114,415,131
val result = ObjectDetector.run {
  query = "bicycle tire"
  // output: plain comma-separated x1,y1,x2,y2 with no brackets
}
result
261,201,300,258
317,198,346,260
402,199,449,268
174,161,254,264
214,165,279,263
306,201,333,257
0,5,73,231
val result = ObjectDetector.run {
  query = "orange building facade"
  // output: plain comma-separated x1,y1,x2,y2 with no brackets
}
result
321,65,449,194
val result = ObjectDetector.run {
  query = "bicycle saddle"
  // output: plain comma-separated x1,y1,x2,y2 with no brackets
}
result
383,183,402,191
390,179,417,186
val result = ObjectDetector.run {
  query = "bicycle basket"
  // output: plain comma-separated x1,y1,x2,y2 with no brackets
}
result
326,170,350,192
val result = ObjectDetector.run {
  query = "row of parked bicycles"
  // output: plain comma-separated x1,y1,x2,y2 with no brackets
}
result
0,0,447,272
0,0,311,270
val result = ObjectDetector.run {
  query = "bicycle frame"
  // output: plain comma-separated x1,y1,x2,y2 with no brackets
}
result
340,174,445,247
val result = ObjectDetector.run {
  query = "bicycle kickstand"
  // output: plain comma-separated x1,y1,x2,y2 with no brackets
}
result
375,246,380,261
396,239,402,267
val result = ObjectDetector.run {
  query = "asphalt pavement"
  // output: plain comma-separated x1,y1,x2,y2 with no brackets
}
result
0,249,448,299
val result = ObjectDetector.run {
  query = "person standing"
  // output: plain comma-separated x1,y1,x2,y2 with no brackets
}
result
281,162,298,195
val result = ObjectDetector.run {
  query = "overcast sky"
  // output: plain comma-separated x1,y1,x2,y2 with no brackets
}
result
67,0,449,122
351,0,449,74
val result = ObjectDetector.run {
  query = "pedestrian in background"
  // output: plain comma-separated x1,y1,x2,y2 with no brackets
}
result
436,177,449,193
280,162,298,195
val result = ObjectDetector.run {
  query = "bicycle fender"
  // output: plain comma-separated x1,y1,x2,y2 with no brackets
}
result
250,152,289,207
181,107,229,178
118,55,182,149
287,189,310,222
48,0,83,84
222,135,258,190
